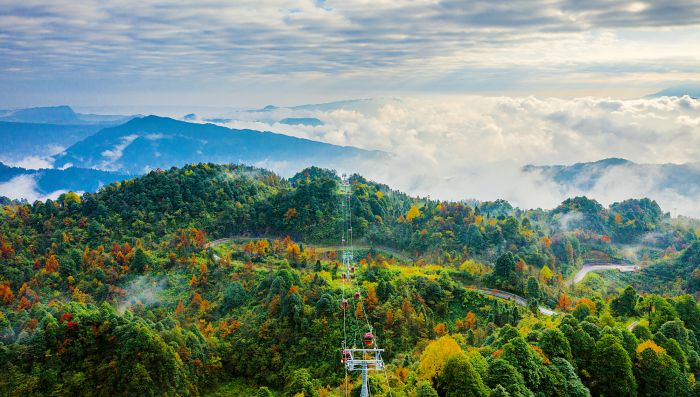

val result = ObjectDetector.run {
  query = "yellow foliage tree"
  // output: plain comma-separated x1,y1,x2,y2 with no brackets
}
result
355,302,364,320
460,259,489,277
406,205,421,223
286,242,301,260
364,286,378,311
540,265,553,281
464,311,477,330
418,335,462,382
64,191,82,205
255,239,270,255
637,339,665,354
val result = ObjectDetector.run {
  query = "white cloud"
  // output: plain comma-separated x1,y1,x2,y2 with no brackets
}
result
198,95,700,216
9,156,53,170
0,174,68,202
100,133,139,166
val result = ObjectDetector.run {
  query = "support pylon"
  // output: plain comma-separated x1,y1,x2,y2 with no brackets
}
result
360,364,369,397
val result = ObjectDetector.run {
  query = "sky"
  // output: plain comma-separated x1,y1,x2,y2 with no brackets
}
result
2,0,700,107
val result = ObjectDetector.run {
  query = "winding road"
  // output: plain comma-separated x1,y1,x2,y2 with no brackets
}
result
470,287,557,316
207,238,645,317
567,263,640,286
207,237,558,315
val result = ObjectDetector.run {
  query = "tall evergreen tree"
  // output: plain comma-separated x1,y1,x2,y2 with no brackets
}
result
591,335,636,397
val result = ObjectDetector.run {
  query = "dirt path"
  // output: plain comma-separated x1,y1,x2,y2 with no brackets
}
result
627,320,639,331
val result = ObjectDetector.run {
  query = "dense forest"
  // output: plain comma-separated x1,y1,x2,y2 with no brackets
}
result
1,163,700,396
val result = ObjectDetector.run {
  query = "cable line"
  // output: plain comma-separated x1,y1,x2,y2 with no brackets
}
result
338,175,392,397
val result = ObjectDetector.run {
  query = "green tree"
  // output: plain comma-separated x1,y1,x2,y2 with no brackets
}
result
416,380,439,397
591,334,636,397
632,324,653,341
486,358,533,397
436,353,489,397
130,248,149,273
501,337,545,392
494,252,517,287
572,302,592,321
551,357,591,397
285,369,319,397
526,277,540,303
635,343,690,397
490,384,511,397
539,328,573,362
257,386,274,397
672,295,700,333
466,224,486,254
610,286,639,317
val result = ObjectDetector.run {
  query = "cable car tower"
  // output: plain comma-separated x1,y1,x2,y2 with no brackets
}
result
339,175,391,397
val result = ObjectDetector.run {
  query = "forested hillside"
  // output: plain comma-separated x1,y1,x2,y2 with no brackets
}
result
1,163,699,396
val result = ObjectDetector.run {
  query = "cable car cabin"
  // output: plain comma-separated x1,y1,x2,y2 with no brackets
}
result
350,266,355,273
354,291,361,299
363,332,374,346
341,350,352,364
341,299,349,311
342,272,347,280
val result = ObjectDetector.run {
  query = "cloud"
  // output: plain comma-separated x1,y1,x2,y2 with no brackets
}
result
0,174,68,202
100,134,139,166
192,94,700,216
117,275,166,314
2,0,700,105
9,156,53,170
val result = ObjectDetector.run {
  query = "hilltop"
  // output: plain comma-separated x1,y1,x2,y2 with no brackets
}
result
0,163,699,396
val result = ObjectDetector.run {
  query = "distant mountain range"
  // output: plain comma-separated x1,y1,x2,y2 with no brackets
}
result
53,115,387,174
0,106,388,199
0,106,136,163
0,162,130,196
0,121,106,162
0,105,134,125
279,117,323,126
524,158,700,194
647,84,700,99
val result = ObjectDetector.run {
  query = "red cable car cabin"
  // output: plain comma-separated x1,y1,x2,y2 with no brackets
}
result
363,332,374,346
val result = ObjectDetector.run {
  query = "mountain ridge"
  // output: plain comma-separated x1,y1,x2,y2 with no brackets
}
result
53,115,388,174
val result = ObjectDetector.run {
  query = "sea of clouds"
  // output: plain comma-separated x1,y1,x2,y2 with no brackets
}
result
195,95,700,216
2,95,700,217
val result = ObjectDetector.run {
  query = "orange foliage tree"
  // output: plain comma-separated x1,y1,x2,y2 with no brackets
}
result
556,293,573,311
0,283,14,303
44,254,59,273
